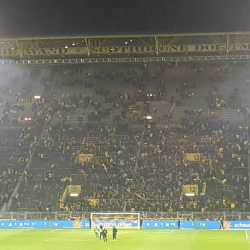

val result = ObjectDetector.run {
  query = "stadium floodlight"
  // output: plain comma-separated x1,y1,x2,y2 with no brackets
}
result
185,193,195,197
65,46,68,49
143,115,152,120
70,194,79,197
72,43,75,46
33,96,41,99
24,118,31,121
130,39,132,42
90,212,140,230
125,42,128,45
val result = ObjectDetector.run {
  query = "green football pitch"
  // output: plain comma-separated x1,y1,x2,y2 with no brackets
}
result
0,229,249,250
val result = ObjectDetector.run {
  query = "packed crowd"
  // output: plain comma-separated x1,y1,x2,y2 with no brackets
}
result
11,117,250,213
0,126,40,208
0,62,249,214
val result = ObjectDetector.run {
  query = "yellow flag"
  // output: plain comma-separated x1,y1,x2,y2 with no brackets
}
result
102,164,108,173
88,199,99,207
135,193,146,200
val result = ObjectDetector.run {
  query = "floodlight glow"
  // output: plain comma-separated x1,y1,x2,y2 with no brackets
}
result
185,193,195,197
125,42,128,45
143,115,152,120
65,46,68,49
72,43,75,46
70,194,79,197
34,96,41,99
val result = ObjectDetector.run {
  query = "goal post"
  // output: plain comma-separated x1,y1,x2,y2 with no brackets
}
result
90,212,140,230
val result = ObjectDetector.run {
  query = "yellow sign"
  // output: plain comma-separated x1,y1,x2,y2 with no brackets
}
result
185,153,201,162
183,185,198,195
75,153,93,163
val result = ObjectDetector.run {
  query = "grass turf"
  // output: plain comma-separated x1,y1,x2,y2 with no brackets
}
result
0,229,249,250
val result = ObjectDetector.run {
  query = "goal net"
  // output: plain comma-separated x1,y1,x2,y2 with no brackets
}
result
90,212,140,229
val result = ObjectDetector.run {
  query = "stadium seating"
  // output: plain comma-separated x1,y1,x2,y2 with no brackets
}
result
0,62,249,214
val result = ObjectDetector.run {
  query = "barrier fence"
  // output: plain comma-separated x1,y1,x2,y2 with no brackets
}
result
0,211,249,221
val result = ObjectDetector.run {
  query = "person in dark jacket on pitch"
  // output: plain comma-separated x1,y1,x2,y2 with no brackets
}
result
103,228,108,242
99,225,103,239
113,226,118,240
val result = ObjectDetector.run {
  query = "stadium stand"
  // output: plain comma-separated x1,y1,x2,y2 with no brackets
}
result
0,62,249,217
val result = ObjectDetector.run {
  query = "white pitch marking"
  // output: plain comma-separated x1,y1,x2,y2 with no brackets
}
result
50,229,58,233
245,230,249,240
170,230,174,233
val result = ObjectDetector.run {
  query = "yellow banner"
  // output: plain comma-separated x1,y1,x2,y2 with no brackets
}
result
183,185,198,195
202,182,207,193
67,185,81,195
76,153,93,163
185,153,201,162
60,185,81,207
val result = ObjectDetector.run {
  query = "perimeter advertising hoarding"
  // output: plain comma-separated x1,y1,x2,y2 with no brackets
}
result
142,221,178,229
92,220,139,228
0,220,249,230
142,220,220,229
0,220,89,229
180,221,220,229
223,221,250,230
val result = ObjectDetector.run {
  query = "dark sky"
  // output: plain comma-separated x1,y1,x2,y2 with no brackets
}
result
0,0,249,38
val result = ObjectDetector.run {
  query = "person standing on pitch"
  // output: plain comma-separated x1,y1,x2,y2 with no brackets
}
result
94,226,99,238
112,226,118,240
177,219,180,229
219,217,224,230
99,225,103,239
103,228,108,242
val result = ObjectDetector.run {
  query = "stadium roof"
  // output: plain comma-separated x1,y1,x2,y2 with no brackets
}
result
0,0,250,39
2,31,250,63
